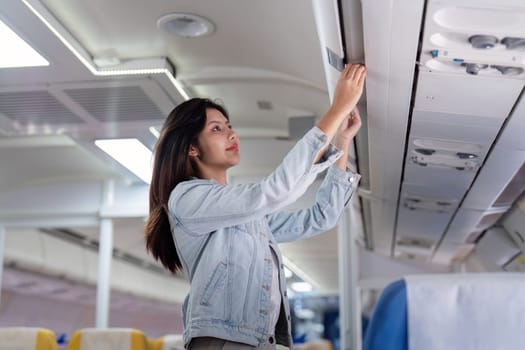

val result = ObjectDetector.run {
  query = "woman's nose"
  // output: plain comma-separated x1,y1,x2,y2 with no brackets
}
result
229,130,238,141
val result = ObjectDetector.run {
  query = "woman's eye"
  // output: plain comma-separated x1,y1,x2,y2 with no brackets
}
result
212,126,221,132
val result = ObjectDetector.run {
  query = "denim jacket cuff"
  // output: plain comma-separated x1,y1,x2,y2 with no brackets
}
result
327,165,361,187
304,127,344,166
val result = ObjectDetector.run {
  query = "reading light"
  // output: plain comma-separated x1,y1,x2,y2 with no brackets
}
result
465,63,488,75
468,35,498,49
95,138,152,184
0,19,49,68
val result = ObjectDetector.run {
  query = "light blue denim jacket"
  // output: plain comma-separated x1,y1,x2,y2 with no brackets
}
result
168,126,360,348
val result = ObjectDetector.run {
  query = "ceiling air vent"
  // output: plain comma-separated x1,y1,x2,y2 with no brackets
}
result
64,86,164,123
0,90,84,125
257,100,273,110
403,194,458,213
397,236,434,249
493,65,524,76
501,37,525,50
410,139,482,171
395,251,429,263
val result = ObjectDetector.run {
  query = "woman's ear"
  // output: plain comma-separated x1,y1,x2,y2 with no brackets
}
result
188,144,199,158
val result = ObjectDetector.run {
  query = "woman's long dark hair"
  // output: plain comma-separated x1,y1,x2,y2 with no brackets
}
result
145,98,229,273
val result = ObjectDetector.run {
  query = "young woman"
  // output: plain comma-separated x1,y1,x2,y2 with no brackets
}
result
146,64,366,349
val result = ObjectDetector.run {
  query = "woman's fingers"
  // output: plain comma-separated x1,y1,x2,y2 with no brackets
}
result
349,64,361,80
357,66,367,86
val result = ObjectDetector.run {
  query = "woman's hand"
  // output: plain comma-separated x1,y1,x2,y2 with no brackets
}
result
330,64,366,117
334,107,362,147
333,107,362,170
314,63,366,163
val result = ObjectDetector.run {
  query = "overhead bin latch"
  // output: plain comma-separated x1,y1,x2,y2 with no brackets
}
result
326,47,345,72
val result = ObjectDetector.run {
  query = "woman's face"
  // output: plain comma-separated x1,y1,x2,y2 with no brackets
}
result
193,108,240,170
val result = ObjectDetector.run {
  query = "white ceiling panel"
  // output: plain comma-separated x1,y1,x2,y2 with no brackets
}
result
397,206,453,242
414,71,523,117
461,147,525,210
409,116,503,145
443,207,507,244
496,93,525,151
403,164,477,196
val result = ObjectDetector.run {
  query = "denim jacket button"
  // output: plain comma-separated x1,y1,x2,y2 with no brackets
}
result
349,176,355,183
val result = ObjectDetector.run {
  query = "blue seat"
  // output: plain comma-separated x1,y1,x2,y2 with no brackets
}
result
363,279,407,350
363,274,525,350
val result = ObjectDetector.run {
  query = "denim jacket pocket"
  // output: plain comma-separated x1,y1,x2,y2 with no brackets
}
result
200,261,227,306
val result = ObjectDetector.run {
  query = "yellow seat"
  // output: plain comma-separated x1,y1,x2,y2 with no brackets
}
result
149,334,184,350
66,328,150,350
0,327,59,350
294,339,332,350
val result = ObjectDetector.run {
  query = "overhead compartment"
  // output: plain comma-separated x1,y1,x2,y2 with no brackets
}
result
475,227,521,268
360,0,425,255
397,0,525,264
442,207,508,244
502,201,525,253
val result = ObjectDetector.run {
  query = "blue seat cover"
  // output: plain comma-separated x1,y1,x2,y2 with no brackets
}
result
363,279,407,350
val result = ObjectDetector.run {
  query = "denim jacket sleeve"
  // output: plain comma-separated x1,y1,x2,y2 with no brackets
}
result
169,126,342,234
266,165,360,243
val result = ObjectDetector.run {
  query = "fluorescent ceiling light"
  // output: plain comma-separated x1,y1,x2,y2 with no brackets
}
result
284,266,293,279
291,281,313,293
20,0,189,100
95,138,152,184
0,19,49,68
149,126,160,139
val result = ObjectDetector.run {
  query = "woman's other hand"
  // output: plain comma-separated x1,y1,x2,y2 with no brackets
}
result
334,107,362,147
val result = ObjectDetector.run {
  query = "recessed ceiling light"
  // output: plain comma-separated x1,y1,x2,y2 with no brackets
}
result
95,138,152,184
0,19,49,68
157,13,215,38
291,281,313,293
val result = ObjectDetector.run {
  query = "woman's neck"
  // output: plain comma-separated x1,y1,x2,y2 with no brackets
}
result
196,167,228,185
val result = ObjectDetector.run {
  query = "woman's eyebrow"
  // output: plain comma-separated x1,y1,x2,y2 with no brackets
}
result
207,120,231,126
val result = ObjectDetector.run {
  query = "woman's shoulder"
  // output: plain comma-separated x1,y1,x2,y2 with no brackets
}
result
168,178,219,208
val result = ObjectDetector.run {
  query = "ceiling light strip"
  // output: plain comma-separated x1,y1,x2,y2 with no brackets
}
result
281,255,320,290
20,0,189,100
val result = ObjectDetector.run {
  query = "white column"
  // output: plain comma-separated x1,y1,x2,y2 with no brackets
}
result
338,207,352,350
0,226,5,305
338,205,362,350
96,181,115,328
96,218,113,328
348,207,362,350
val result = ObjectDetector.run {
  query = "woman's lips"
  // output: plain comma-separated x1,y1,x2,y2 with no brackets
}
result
226,144,239,152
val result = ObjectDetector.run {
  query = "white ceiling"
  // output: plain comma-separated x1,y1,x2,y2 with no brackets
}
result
1,0,524,307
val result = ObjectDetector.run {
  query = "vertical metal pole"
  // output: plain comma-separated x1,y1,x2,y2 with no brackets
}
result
348,207,362,350
338,208,352,350
96,181,114,328
338,204,362,350
0,225,5,305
